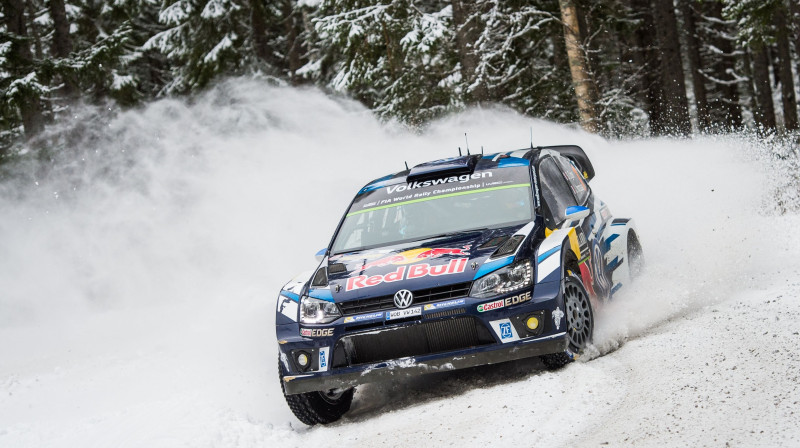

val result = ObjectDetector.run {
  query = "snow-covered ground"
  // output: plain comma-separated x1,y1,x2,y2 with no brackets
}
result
1,81,798,447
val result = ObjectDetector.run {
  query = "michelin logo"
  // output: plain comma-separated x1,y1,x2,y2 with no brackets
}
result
423,298,466,311
343,312,384,324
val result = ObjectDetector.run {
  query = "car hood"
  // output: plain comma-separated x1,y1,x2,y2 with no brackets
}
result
324,223,534,302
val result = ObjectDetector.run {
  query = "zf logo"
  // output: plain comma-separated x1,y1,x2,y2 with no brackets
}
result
319,350,327,368
499,322,513,339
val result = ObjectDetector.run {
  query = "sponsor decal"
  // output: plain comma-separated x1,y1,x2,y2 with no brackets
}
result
490,319,520,343
300,328,334,338
385,172,493,194
346,258,468,291
386,306,422,320
361,246,471,270
476,291,532,312
343,312,384,324
505,291,532,306
499,322,513,340
318,347,329,371
477,299,505,313
552,306,564,330
423,298,466,311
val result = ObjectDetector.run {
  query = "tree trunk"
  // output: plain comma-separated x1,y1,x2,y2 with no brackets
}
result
2,0,44,139
773,8,798,131
250,0,277,75
558,0,600,133
25,0,44,59
575,0,602,86
750,42,777,131
48,0,77,97
651,0,690,135
678,0,708,131
281,0,303,84
452,0,487,104
741,50,759,126
552,30,568,75
704,0,742,130
790,0,800,80
628,0,663,132
49,0,72,57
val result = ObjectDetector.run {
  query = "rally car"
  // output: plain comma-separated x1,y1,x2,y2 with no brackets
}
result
275,145,643,425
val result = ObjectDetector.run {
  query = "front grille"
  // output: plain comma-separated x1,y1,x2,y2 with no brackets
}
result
338,282,472,316
332,316,494,367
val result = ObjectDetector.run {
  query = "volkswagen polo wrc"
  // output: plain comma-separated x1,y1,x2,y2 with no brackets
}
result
275,145,642,425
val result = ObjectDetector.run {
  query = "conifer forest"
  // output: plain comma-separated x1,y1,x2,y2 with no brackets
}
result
2,0,800,156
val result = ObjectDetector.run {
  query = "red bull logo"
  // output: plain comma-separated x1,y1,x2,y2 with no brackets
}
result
347,258,469,291
360,246,471,270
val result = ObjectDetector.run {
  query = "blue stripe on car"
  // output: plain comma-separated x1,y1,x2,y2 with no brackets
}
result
604,234,619,251
308,288,334,302
497,157,530,167
281,291,300,302
536,246,560,263
473,255,515,279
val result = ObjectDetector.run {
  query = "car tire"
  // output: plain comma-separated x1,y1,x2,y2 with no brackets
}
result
541,271,594,369
279,359,354,426
627,231,644,280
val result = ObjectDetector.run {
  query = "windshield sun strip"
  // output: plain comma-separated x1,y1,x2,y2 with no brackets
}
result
345,183,532,217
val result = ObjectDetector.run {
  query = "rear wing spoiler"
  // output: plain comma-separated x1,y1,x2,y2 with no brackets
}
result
539,145,595,181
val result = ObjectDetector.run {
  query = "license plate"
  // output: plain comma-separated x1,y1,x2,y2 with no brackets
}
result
386,307,421,320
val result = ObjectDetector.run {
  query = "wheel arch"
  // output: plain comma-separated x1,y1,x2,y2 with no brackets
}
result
603,218,639,294
534,226,584,285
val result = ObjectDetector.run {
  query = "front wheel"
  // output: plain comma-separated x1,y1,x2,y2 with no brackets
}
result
541,271,594,369
279,360,354,425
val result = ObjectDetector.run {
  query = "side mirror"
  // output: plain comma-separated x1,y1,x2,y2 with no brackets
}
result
564,205,590,221
315,248,327,262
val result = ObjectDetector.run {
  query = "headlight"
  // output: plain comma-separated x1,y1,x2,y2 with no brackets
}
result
470,260,532,299
300,296,342,324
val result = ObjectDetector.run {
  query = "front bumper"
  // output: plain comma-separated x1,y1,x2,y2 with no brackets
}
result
282,331,567,395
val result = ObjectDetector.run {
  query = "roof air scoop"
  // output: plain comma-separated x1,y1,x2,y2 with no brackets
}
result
407,155,480,183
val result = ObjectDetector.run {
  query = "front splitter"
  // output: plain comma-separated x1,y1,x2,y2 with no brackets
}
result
282,332,567,395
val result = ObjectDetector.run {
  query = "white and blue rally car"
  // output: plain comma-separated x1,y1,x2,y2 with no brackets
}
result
276,145,643,425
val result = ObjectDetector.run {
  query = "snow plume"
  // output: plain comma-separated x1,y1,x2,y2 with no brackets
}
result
0,79,798,446
0,81,394,326
586,133,797,358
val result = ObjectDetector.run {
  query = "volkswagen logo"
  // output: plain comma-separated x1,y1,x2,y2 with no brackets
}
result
393,289,414,309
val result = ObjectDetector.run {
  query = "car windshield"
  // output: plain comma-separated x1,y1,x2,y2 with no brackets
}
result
331,166,533,253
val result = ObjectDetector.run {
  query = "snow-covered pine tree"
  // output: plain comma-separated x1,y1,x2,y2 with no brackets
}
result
565,0,648,135
144,0,293,94
1,0,47,148
309,0,456,125
724,0,780,132
469,0,577,124
696,0,744,131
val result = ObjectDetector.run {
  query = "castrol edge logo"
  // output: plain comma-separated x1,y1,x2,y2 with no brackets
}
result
346,258,469,291
360,246,471,270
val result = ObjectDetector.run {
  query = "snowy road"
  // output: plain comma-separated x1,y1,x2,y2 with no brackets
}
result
1,82,798,447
